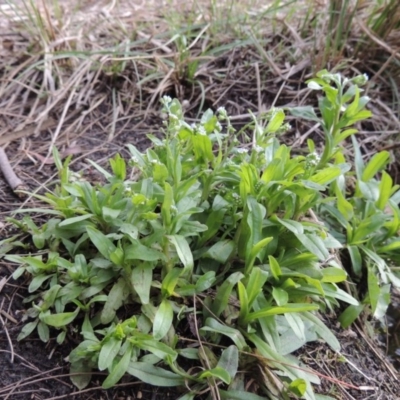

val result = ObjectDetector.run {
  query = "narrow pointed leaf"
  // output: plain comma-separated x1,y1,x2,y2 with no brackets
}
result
153,299,173,340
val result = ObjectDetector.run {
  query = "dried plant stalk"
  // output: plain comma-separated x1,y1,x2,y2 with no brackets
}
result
0,147,24,194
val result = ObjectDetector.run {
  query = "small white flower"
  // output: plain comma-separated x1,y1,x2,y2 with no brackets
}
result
308,81,322,90
217,106,226,114
197,126,206,136
163,95,172,104
236,148,248,154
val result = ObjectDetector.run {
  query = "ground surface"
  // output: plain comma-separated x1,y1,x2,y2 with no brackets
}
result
1,0,400,399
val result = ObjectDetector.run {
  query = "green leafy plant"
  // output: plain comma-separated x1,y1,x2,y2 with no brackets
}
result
5,71,400,399
290,70,400,328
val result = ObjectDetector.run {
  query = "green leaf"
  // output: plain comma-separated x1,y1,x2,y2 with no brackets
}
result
289,378,307,396
110,153,126,180
204,240,235,264
334,128,358,145
310,167,341,185
297,234,329,260
138,340,177,362
162,182,173,228
376,171,392,210
161,267,182,298
109,247,124,265
219,390,266,400
289,106,320,122
246,267,268,307
285,313,306,341
338,304,364,328
242,197,264,262
245,237,273,275
217,345,238,380
344,109,372,126
261,159,284,183
238,281,249,324
166,235,194,275
246,303,319,322
131,263,153,304
125,240,164,261
192,134,214,163
153,299,174,340
351,135,364,180
59,214,94,227
321,267,347,283
379,239,400,253
368,267,391,319
351,215,385,244
201,318,247,350
265,109,285,133
40,308,79,328
199,366,231,384
362,151,390,181
274,216,304,234
98,337,122,371
102,207,121,221
211,272,244,318
37,321,50,342
153,162,169,183
248,332,319,396
272,287,288,306
29,274,54,292
127,362,184,386
70,361,93,390
17,320,39,341
42,284,62,309
348,245,362,277
57,330,67,344
86,226,116,259
102,344,133,389
101,278,130,324
335,185,353,221
268,255,282,280
302,312,340,351
195,271,216,293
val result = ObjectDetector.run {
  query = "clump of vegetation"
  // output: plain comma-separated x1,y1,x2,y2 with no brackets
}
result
5,71,400,399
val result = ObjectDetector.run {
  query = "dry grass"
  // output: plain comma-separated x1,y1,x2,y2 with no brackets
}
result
0,1,397,142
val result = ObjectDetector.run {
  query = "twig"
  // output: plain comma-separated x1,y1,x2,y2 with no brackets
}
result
0,309,18,324
0,147,25,195
0,302,14,363
0,118,57,145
